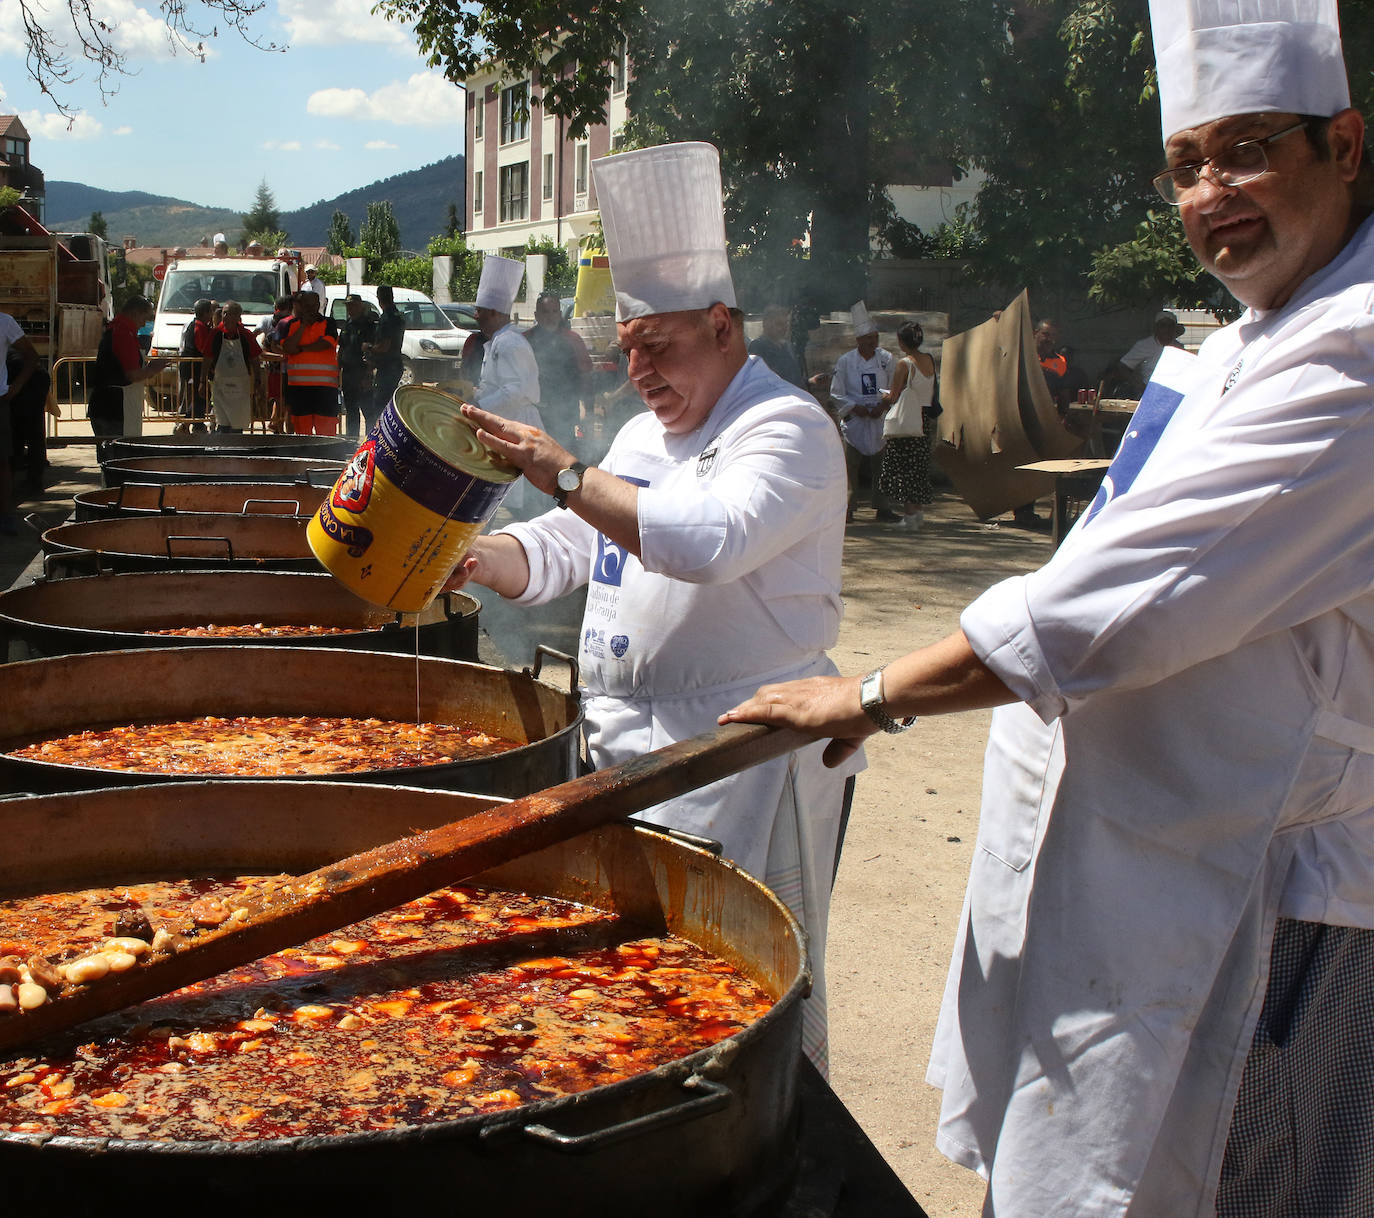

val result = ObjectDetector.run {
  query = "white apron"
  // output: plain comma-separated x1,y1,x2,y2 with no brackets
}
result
938,225,1374,1212
120,384,143,436
211,335,253,431
505,357,859,1069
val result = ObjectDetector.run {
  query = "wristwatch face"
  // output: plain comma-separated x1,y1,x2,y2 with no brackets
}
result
556,464,584,493
860,670,882,709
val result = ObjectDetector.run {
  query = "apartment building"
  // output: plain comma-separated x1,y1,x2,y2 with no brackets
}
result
464,46,630,260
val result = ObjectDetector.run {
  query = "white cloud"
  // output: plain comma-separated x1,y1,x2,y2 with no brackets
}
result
113,125,133,136
18,110,105,140
277,0,408,48
263,139,303,152
315,139,340,151
307,72,463,127
365,140,397,151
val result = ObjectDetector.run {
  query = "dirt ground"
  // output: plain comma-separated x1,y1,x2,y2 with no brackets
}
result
824,498,1052,1217
2,439,1052,1215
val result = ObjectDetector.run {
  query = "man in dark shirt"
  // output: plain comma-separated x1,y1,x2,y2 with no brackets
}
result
337,294,378,437
523,290,592,449
368,284,406,416
89,297,167,439
748,304,806,389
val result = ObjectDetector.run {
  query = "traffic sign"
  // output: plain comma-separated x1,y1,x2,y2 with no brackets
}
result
152,264,166,282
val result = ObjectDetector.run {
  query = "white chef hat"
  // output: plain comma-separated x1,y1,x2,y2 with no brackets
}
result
1151,0,1349,141
851,301,878,338
592,142,737,321
213,232,227,244
475,254,525,313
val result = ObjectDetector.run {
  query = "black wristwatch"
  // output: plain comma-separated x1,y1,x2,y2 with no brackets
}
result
859,667,917,734
553,461,588,508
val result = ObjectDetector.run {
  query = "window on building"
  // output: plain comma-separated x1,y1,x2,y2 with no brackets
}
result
610,132,626,152
575,144,589,198
473,93,484,141
4,138,26,166
473,171,484,216
543,153,554,201
500,162,529,223
499,82,529,145
612,41,628,94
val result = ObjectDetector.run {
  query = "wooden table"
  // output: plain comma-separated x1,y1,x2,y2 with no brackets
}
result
1018,458,1113,548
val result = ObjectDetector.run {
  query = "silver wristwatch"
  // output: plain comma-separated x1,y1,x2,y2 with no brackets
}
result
553,461,588,508
859,667,917,734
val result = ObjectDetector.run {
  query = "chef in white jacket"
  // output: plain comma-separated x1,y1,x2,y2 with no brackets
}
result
474,254,542,516
447,143,860,1071
724,1,1374,1212
827,301,897,522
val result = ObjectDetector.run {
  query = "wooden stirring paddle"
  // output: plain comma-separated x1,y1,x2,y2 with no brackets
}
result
0,721,806,1056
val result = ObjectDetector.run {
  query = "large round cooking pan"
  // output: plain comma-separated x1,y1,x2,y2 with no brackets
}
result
101,432,359,462
0,782,805,1216
0,646,581,797
102,455,345,488
0,571,480,662
40,515,320,575
74,481,331,521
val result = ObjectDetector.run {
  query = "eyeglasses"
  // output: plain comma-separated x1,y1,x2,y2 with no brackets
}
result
1151,120,1310,205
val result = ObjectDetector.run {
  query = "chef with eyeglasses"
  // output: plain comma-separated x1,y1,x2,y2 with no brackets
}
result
723,0,1374,1211
446,143,860,1073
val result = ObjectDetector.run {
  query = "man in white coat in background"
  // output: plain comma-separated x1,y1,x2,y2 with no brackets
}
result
827,302,899,523
448,142,860,1071
723,0,1374,1212
472,254,541,516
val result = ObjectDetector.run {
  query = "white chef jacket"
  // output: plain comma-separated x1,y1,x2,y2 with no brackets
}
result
828,346,893,455
478,323,543,513
502,355,864,1067
933,212,1374,1216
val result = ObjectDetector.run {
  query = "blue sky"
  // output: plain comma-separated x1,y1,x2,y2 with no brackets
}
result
0,0,466,212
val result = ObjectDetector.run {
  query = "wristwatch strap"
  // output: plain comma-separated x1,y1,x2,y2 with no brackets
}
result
860,667,917,734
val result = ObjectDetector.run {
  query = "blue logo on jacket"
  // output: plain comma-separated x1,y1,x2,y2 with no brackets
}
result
592,474,651,587
610,635,629,658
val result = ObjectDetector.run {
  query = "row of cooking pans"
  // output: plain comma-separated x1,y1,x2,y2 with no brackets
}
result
0,435,809,1214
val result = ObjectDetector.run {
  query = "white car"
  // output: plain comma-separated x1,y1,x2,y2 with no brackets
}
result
325,285,474,384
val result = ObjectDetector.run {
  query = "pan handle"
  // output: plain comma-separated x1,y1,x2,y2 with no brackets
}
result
166,535,235,561
484,1075,732,1155
241,499,300,516
527,643,579,693
42,549,110,580
115,482,167,513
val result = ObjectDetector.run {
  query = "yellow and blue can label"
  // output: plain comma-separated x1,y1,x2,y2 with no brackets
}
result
308,385,517,611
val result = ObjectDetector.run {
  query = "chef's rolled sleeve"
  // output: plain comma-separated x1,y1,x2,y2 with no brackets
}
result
500,511,596,604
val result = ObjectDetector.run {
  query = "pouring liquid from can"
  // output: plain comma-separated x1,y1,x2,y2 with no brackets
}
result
308,385,518,615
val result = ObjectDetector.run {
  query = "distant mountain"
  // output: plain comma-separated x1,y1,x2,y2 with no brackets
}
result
281,156,465,251
45,156,465,252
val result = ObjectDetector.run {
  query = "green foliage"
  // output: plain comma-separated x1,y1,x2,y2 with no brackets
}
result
359,201,402,263
0,187,22,209
373,256,433,293
87,211,108,239
325,209,354,256
523,236,578,294
113,258,155,312
251,230,291,253
1088,208,1241,320
443,203,461,238
241,179,281,243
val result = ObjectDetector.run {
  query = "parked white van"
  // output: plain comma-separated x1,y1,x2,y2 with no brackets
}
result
150,255,301,357
324,285,474,385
